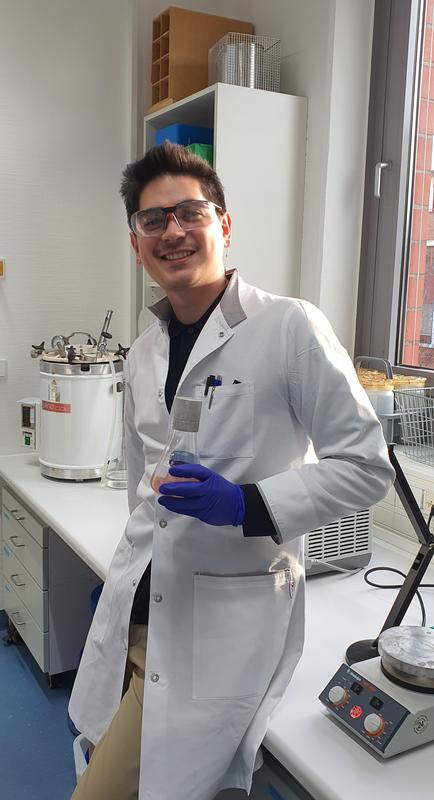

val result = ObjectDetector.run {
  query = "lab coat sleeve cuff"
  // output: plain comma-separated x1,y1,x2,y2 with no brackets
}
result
241,484,282,544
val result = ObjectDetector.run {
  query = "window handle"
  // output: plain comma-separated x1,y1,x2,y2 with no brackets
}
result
374,161,391,198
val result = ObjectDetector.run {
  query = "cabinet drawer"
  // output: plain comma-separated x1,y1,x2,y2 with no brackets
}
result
3,580,48,671
2,542,47,631
2,487,46,547
2,507,47,589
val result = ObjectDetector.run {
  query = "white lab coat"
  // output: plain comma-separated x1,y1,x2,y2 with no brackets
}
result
69,270,394,800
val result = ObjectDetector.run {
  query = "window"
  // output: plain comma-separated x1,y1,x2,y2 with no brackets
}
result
355,0,434,378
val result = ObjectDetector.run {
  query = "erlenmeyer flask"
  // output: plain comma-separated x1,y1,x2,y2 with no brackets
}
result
151,396,202,493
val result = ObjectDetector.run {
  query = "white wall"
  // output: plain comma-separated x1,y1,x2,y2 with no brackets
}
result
137,0,374,352
319,0,375,353
0,0,135,455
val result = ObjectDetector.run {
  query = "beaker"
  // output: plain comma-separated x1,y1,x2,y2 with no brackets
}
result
105,377,128,489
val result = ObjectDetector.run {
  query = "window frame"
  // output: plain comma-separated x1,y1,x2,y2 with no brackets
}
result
355,0,431,380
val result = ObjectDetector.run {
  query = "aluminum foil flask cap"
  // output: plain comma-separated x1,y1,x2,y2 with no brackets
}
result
172,396,202,432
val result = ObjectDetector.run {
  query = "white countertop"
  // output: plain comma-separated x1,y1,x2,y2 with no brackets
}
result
1,453,433,799
0,453,128,579
267,538,434,800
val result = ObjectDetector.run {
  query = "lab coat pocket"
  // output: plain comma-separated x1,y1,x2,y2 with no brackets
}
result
192,569,292,700
194,382,254,459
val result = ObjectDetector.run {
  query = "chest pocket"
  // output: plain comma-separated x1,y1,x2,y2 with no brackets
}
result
194,381,254,459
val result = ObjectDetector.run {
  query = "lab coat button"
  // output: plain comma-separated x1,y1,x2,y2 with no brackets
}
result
153,593,162,603
159,519,167,528
150,672,160,683
158,388,164,400
132,579,137,587
219,331,225,338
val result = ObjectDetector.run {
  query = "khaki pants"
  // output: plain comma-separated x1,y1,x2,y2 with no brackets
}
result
71,624,147,800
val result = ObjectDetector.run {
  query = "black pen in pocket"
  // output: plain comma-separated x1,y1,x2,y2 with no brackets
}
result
204,375,215,397
209,375,222,409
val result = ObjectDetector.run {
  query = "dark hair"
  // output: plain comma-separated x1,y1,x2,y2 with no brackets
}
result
120,141,227,229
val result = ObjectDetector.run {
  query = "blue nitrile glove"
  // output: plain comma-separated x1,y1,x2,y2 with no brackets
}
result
158,463,245,527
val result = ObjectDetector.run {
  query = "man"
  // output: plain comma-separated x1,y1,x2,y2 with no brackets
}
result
69,142,394,800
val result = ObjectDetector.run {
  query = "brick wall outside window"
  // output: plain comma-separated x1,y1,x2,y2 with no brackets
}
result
405,0,434,366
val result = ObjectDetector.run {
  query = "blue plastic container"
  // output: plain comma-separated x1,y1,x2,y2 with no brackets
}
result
155,124,213,146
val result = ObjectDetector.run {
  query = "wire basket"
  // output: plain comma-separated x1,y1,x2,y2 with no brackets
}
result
394,387,434,466
208,33,281,92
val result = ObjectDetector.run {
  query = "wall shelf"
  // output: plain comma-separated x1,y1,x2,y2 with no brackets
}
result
149,6,253,112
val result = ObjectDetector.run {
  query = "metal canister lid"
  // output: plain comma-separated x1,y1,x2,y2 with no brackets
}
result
172,396,202,432
40,357,122,376
378,626,434,691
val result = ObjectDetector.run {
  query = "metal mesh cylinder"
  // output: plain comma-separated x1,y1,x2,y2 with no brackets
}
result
208,33,281,93
394,387,434,466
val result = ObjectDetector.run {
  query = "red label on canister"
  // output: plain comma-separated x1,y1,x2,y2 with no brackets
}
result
42,400,71,413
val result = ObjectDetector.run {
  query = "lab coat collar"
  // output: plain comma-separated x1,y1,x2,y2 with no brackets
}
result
148,269,247,329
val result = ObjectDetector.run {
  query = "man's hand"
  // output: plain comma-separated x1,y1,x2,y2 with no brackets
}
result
158,464,245,527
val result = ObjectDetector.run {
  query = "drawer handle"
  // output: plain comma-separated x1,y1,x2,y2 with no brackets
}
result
10,611,26,626
10,574,26,587
11,510,25,521
9,535,25,548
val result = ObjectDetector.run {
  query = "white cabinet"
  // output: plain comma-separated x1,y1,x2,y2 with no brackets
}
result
1,484,101,680
141,83,307,322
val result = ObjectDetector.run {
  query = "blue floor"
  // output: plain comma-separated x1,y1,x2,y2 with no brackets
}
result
0,611,77,799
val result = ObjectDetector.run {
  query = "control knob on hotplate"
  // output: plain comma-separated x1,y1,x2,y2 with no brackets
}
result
363,713,385,736
328,685,349,707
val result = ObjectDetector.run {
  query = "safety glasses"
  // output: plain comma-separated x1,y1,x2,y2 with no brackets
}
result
131,199,222,237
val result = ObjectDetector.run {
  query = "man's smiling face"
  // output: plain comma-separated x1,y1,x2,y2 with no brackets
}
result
130,174,231,295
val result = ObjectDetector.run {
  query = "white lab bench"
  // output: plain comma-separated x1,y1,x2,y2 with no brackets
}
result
0,452,433,799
